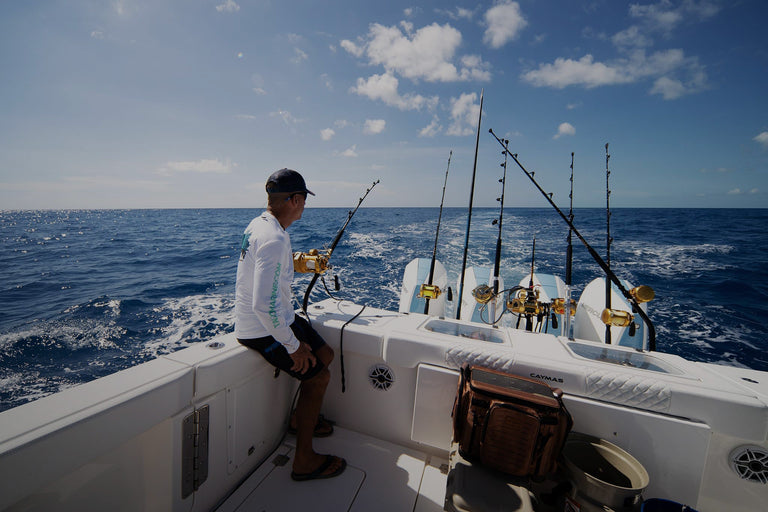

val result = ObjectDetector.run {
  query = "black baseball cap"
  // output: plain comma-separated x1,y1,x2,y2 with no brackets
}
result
265,168,315,196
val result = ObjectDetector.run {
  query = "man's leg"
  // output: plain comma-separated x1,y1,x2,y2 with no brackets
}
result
291,344,343,475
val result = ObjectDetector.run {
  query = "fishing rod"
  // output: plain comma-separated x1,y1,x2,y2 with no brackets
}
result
298,179,380,313
456,90,484,320
422,150,452,315
488,128,657,351
564,152,575,339
604,143,613,344
489,144,509,324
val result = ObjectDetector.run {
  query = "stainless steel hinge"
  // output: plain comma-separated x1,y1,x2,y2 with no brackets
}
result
182,405,210,499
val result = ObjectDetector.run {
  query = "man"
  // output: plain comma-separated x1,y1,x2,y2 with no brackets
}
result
235,168,346,481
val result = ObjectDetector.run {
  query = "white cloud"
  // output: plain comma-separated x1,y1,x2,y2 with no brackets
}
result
754,131,768,147
335,119,351,129
215,0,240,13
350,73,438,111
340,39,364,58
446,93,481,136
438,7,476,21
158,159,234,175
419,116,442,137
522,54,631,89
612,26,653,48
321,128,335,141
339,145,358,158
727,188,741,195
650,76,686,100
522,49,707,98
253,87,267,95
363,119,386,135
269,110,302,130
90,30,105,40
483,1,528,49
629,2,682,33
342,22,490,83
553,122,576,139
291,48,308,64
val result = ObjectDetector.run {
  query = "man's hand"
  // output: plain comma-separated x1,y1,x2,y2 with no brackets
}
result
289,342,317,374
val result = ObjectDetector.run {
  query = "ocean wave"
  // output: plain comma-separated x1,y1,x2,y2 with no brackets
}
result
140,293,234,358
618,241,734,278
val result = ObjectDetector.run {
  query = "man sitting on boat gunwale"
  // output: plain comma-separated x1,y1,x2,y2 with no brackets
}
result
235,168,346,482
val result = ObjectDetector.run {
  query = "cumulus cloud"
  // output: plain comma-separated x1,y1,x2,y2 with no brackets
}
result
437,7,476,21
215,0,240,13
350,73,438,111
553,123,576,140
419,116,442,137
158,159,234,175
522,1,715,99
522,49,706,98
483,1,528,49
291,48,308,64
363,119,386,134
339,145,358,157
446,93,481,136
321,128,335,141
269,110,302,130
341,22,490,83
522,55,631,88
754,131,768,147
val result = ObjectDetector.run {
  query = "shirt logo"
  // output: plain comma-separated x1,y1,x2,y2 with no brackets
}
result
240,232,250,260
268,262,281,328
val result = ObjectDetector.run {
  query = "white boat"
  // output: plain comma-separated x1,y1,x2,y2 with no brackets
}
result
2,290,767,511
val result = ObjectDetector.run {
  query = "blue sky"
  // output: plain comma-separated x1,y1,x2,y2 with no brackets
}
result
1,0,766,209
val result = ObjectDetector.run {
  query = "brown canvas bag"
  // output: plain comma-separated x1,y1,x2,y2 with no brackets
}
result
452,365,573,478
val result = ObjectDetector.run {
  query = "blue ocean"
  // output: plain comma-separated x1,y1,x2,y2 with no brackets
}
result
1,207,767,413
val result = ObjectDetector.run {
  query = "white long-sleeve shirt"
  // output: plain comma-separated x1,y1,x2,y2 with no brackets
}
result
234,211,300,353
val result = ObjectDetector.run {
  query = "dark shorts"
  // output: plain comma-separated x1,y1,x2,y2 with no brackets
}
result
238,314,327,381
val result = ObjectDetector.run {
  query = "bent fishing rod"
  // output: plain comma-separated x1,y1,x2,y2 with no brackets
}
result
488,129,656,351
423,150,452,315
297,179,380,313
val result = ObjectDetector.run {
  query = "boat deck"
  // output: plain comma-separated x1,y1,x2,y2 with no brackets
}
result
217,427,449,512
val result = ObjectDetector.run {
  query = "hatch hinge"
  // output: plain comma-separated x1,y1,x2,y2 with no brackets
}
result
181,405,210,499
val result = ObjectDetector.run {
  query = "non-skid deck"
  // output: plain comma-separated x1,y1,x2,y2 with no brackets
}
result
217,427,449,512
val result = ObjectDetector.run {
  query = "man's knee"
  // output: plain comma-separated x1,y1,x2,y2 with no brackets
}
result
316,344,334,366
305,366,331,387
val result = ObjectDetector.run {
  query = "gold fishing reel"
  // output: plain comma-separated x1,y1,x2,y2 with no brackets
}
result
472,284,494,304
551,298,577,316
293,249,330,274
600,285,654,329
630,285,655,303
419,284,443,300
507,288,542,316
601,308,634,327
